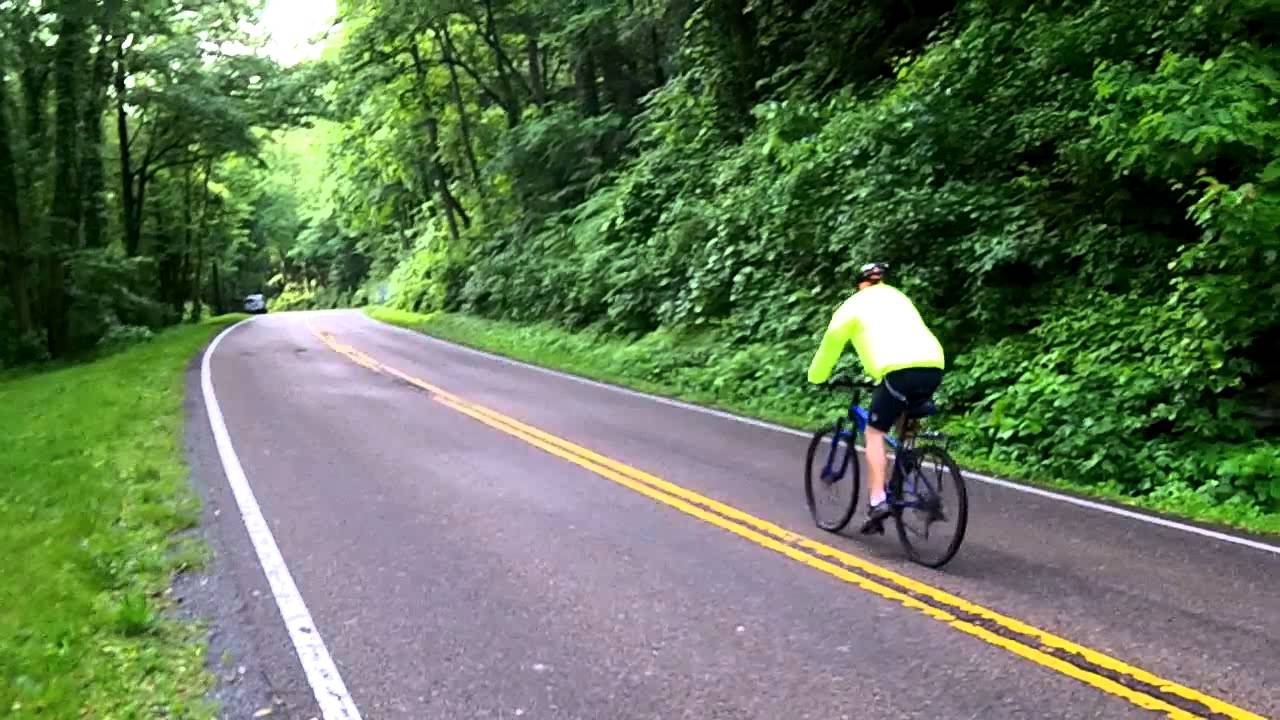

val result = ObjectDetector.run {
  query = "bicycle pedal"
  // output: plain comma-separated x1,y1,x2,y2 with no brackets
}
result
859,519,886,535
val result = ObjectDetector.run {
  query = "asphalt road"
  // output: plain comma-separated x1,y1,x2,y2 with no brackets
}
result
189,309,1280,720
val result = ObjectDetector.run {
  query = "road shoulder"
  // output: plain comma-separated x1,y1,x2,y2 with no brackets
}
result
179,342,321,720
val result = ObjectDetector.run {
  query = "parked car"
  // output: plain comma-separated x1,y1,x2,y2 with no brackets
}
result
244,293,268,314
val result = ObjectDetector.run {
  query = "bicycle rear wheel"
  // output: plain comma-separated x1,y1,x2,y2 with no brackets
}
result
892,445,967,568
805,425,860,533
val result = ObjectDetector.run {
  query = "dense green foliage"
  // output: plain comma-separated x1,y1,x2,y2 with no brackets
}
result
0,317,240,718
289,0,1280,512
0,0,321,365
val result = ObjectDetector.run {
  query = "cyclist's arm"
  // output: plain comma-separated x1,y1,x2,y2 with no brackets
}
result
807,316,850,385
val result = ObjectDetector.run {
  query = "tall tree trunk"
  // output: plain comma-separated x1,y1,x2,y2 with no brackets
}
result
0,76,34,337
18,55,50,276
45,2,90,357
210,258,223,315
191,160,212,322
490,52,522,124
650,24,666,87
174,249,189,316
153,195,182,319
19,65,49,173
114,41,143,256
426,117,462,245
114,36,153,258
598,39,641,115
540,45,556,98
527,34,545,106
191,236,204,322
177,165,194,317
706,0,759,121
79,125,107,248
408,45,471,238
437,26,482,185
79,26,115,249
130,166,149,255
475,0,528,120
575,49,600,116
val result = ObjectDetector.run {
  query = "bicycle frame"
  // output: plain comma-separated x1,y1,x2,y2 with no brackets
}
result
820,390,897,479
807,379,967,567
821,388,931,512
842,389,902,442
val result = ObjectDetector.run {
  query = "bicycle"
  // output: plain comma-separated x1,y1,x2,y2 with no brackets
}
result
804,376,968,568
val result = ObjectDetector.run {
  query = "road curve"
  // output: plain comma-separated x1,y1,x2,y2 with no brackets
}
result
189,309,1280,719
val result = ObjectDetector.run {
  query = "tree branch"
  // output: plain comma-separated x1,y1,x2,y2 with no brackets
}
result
145,151,221,181
141,129,188,171
546,50,565,94
435,24,513,116
469,0,534,98
350,46,405,76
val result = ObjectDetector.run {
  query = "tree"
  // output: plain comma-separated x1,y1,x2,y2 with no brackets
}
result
0,0,320,361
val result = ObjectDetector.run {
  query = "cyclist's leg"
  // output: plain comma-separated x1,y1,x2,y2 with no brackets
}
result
864,379,908,517
864,368,943,521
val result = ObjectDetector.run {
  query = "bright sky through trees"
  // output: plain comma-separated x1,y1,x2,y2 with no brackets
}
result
260,0,337,65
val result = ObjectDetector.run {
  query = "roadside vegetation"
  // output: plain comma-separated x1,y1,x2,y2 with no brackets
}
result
264,1,1280,528
0,0,322,368
0,317,242,718
3,2,326,714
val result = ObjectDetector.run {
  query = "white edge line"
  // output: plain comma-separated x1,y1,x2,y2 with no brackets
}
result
365,312,1280,557
201,317,364,720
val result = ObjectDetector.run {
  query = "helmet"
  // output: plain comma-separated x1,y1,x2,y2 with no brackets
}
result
856,262,888,284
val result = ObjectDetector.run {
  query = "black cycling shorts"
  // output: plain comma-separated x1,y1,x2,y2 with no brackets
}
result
867,367,943,433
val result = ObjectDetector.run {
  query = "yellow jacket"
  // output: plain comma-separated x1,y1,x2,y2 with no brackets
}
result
807,283,945,384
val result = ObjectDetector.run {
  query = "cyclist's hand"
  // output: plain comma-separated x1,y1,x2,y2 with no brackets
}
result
827,375,855,389
827,374,874,390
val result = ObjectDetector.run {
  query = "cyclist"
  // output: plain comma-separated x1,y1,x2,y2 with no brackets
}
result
806,262,945,533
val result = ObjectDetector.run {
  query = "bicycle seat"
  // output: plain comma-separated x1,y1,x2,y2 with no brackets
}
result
907,399,938,419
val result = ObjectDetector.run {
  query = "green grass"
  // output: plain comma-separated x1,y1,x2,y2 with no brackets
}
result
0,315,244,719
366,306,1280,536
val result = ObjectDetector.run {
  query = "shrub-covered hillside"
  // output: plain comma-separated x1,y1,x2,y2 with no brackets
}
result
284,0,1280,513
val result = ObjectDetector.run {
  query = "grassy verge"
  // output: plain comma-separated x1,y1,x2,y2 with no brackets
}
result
0,315,245,719
367,307,1280,536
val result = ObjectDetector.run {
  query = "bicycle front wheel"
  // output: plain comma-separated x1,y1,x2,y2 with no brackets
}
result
893,445,968,568
805,426,860,533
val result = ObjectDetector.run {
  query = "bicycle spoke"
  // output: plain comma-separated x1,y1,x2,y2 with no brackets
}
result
806,427,860,533
893,444,968,568
902,517,930,540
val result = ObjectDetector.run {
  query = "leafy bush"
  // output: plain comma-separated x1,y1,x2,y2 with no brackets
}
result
0,310,48,367
96,324,156,352
386,240,450,314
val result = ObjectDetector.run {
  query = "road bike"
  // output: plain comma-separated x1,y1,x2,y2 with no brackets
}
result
804,376,968,568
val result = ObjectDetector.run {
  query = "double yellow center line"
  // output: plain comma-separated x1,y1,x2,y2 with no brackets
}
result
308,321,1262,720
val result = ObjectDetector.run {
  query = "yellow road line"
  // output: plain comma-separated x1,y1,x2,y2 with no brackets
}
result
306,321,1262,720
438,396,1197,718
